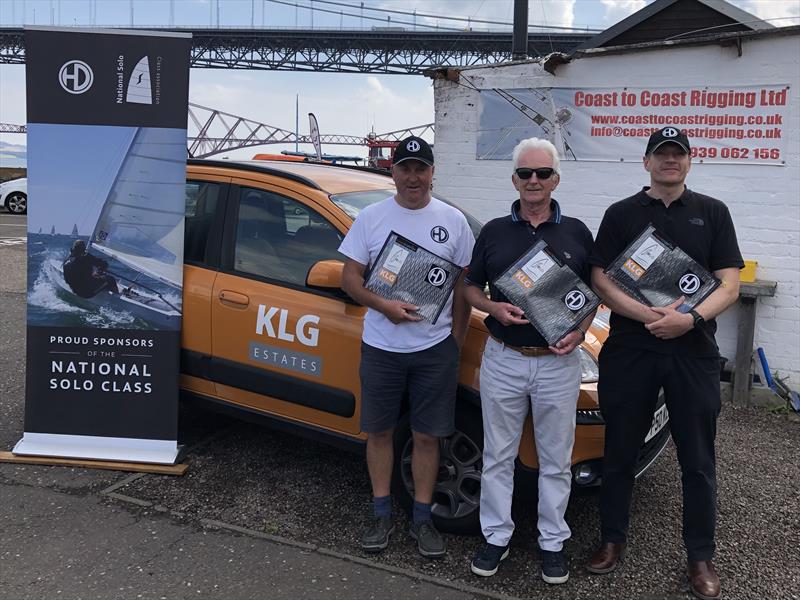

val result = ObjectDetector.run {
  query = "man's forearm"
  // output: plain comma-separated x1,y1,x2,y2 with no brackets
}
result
463,282,493,313
451,273,471,346
694,267,740,321
341,264,389,313
591,267,660,324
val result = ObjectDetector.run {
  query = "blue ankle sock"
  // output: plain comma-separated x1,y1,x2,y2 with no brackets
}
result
373,495,391,518
413,500,431,524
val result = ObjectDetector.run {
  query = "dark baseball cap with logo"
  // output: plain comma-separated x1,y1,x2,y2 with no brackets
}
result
646,126,691,155
392,136,434,166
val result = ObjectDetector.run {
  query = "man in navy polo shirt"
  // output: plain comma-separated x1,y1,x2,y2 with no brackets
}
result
464,137,595,584
586,127,742,600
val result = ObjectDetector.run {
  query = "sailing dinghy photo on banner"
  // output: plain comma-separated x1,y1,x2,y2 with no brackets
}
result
14,27,191,464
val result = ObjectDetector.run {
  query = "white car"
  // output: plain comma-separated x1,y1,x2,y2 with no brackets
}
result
0,177,27,215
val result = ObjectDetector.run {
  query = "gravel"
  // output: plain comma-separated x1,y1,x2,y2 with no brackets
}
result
116,400,800,600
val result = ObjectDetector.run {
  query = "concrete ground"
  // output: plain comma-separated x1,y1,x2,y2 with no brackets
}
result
2,219,799,600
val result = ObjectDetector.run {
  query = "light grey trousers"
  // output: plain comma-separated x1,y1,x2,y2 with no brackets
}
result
478,337,581,551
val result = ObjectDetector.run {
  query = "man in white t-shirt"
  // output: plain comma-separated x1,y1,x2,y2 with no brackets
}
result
339,136,474,558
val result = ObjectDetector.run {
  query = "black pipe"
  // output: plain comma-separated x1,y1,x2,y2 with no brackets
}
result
512,0,528,60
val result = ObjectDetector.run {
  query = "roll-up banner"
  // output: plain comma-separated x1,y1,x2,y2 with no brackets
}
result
14,27,191,464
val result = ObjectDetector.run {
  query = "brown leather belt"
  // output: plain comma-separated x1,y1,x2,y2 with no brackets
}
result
489,334,552,357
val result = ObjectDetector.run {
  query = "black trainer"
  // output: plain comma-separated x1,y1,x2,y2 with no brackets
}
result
409,520,446,558
470,542,510,577
541,548,569,584
360,515,394,553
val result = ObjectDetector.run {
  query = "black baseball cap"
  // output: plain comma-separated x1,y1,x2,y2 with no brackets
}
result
646,126,691,155
392,136,434,166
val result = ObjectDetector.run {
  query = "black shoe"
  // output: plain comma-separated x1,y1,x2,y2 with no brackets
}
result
470,542,510,577
541,548,569,585
361,516,394,553
409,520,446,558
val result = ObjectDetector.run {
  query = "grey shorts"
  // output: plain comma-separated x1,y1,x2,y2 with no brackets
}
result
359,335,459,437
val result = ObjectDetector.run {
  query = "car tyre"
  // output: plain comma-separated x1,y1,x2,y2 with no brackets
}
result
5,192,27,215
391,402,483,535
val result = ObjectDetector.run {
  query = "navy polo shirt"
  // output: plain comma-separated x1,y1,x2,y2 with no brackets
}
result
590,186,743,357
467,199,594,348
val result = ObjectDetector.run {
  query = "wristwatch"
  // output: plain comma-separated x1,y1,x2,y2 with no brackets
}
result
689,309,705,328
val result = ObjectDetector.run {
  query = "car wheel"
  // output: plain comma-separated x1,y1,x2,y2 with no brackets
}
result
5,192,27,215
391,403,483,534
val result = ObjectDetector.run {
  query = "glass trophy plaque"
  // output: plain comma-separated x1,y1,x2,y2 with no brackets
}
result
604,224,719,311
364,231,461,324
493,239,600,345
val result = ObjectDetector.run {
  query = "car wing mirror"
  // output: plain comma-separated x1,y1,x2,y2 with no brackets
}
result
307,259,345,290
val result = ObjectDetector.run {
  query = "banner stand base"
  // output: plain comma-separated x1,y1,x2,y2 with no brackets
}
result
0,451,187,476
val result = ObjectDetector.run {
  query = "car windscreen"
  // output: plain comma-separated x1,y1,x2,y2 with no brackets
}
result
330,189,483,240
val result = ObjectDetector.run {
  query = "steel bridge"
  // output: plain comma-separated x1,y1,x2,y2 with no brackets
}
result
0,27,591,73
1,104,434,159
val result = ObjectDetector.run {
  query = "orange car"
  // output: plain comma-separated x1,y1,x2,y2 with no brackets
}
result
180,159,670,533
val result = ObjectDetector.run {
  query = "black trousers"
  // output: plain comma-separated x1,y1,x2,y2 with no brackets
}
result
597,343,721,561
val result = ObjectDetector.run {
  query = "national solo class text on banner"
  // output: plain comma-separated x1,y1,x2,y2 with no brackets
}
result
478,85,789,165
14,27,191,464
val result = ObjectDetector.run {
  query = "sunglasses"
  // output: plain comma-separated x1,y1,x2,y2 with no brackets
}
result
515,167,556,180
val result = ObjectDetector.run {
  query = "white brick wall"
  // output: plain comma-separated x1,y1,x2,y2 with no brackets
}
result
433,33,800,385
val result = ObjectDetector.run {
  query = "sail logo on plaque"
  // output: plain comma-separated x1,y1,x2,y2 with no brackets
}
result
678,272,702,295
426,265,448,288
378,243,409,286
126,56,153,105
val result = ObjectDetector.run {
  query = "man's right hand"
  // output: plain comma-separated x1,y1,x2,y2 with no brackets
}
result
381,299,423,324
488,302,529,326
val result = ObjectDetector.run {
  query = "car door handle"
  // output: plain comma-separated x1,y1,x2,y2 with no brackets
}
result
218,290,250,308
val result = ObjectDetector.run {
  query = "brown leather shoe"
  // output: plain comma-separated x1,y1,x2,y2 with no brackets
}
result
586,542,626,574
688,560,721,600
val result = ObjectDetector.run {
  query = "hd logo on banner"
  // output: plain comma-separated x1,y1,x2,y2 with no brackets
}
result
14,28,191,464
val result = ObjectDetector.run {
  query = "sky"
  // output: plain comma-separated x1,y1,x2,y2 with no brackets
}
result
1,0,798,165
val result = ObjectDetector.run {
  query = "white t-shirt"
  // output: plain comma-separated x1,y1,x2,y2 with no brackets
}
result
339,196,475,352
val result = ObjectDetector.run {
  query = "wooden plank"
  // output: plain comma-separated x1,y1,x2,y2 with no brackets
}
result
740,280,778,298
732,297,757,406
0,451,188,475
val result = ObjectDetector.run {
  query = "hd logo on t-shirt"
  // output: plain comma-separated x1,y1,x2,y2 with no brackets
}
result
426,265,448,288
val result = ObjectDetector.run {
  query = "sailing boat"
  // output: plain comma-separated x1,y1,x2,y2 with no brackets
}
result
49,225,55,236
71,224,78,237
47,127,185,329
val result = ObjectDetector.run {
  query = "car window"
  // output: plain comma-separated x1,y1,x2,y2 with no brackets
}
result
184,181,221,264
330,189,482,240
234,187,344,286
